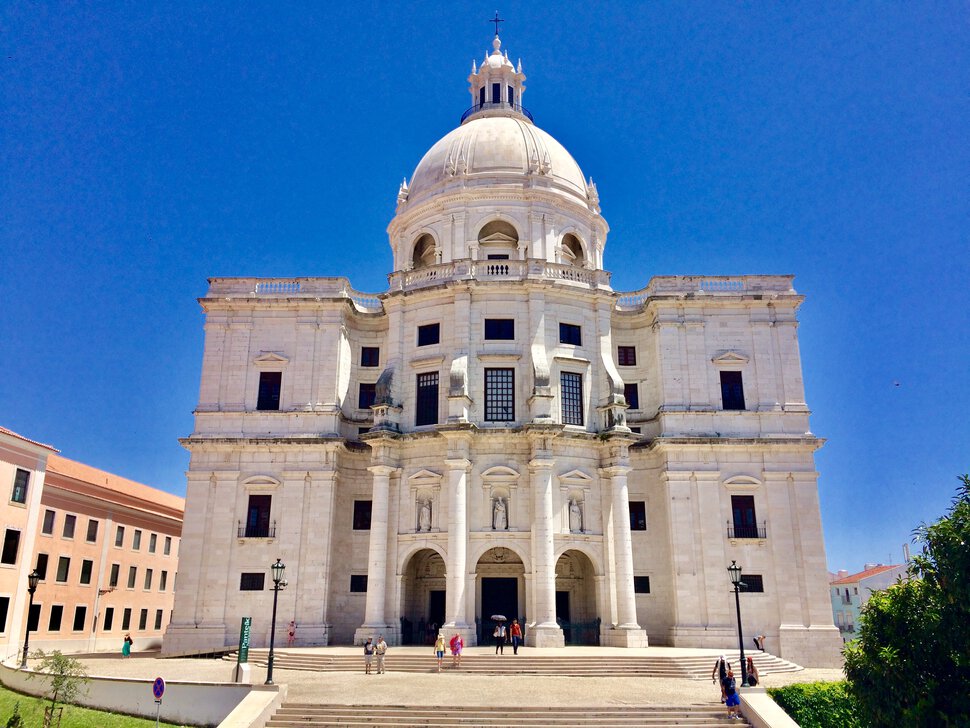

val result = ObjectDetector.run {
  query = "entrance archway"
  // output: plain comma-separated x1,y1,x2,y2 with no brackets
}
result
475,547,525,645
555,550,599,645
401,549,445,645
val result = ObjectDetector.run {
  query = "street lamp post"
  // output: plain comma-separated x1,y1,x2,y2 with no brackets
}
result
264,559,286,685
727,560,749,687
21,570,40,669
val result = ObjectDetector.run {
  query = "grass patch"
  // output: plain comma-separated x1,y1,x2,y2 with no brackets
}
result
0,683,197,728
767,680,862,728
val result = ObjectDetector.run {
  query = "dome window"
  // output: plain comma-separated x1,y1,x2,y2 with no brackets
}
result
561,234,585,267
478,220,519,259
412,234,437,269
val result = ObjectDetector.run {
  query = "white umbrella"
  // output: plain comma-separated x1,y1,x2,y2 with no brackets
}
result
491,614,507,622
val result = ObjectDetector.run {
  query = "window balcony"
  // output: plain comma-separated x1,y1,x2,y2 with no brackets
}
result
237,521,277,539
727,522,767,540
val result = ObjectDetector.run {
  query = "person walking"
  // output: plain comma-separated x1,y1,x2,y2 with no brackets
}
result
121,633,133,658
723,669,741,719
375,635,388,674
287,621,297,648
363,637,375,674
712,655,730,702
493,622,506,654
449,632,463,668
509,619,522,655
434,634,446,672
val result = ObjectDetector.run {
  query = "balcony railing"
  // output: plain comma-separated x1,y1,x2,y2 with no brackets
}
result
727,522,767,540
460,101,534,124
388,259,611,293
615,275,797,311
238,521,277,539
205,277,383,313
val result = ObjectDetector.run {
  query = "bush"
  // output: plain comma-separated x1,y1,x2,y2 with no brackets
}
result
768,681,861,728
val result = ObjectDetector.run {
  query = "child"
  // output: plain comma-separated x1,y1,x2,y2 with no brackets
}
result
449,632,463,668
434,633,446,672
723,669,741,719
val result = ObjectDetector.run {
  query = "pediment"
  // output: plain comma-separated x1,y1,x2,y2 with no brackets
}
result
408,469,442,483
723,475,762,490
712,351,749,365
254,351,289,365
481,466,519,480
241,474,282,489
559,469,593,483
479,232,517,246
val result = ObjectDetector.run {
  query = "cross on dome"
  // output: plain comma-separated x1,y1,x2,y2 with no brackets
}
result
489,11,504,37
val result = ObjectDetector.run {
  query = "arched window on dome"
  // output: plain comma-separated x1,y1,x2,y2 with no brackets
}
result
477,220,519,260
411,233,437,269
561,233,586,267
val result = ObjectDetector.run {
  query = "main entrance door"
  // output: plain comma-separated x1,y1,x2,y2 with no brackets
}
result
482,577,518,622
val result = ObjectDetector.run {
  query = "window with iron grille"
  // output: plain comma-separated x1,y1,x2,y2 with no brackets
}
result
561,372,584,425
361,346,380,367
11,469,29,504
484,319,515,340
484,368,515,422
624,383,639,409
240,572,265,591
256,371,282,410
720,370,745,410
629,501,647,531
415,372,439,426
353,500,372,530
559,323,582,346
731,495,759,538
617,346,637,366
350,575,368,592
740,574,764,593
633,576,651,594
358,382,377,409
245,494,272,538
417,323,440,346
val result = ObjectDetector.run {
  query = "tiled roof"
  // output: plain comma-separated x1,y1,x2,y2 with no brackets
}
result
830,564,903,585
0,425,58,452
46,454,185,514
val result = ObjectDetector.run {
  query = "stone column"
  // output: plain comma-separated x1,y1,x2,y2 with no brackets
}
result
355,465,394,641
443,457,470,628
528,451,564,647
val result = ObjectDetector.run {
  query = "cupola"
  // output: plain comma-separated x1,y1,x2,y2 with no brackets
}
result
461,35,529,125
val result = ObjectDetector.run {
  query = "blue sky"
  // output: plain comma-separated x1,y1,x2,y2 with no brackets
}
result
1,2,967,574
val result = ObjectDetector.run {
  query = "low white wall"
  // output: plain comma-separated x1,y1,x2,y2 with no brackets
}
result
0,660,275,727
740,687,799,728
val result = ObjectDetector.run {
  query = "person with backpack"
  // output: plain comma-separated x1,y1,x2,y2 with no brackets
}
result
723,669,741,719
712,655,730,702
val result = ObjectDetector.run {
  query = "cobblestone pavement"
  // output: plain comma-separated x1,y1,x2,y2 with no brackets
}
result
64,647,845,709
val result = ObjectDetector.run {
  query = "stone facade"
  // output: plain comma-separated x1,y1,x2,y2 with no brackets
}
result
164,36,842,667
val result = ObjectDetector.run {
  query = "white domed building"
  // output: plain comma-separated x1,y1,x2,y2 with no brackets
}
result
164,36,841,666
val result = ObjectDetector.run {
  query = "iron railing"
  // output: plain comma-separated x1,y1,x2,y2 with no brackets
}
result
727,522,767,539
238,521,277,539
461,102,534,124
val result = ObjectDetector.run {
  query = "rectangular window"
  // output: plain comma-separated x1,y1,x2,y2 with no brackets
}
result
486,254,509,260
149,533,157,553
11,469,29,504
358,382,377,409
56,557,70,582
73,606,86,631
479,86,485,107
561,372,584,426
630,426,642,434
86,519,99,543
122,607,132,630
484,319,515,340
115,525,125,547
127,566,137,589
361,347,380,367
415,372,439,426
154,609,163,630
104,607,114,632
350,575,368,592
633,576,651,594
160,571,168,592
27,603,40,631
139,609,148,630
109,563,120,588
731,495,759,539
624,383,639,410
491,82,500,104
245,494,272,538
484,368,515,422
144,568,153,590
132,529,142,550
508,86,515,105
256,371,283,411
80,559,93,585
35,553,49,580
0,596,8,632
740,574,765,593
417,323,440,347
353,500,372,530
49,605,64,631
617,346,637,366
629,501,647,531
63,514,76,539
1,529,20,565
164,536,172,555
559,323,582,346
720,370,746,410
240,572,265,591
42,509,55,535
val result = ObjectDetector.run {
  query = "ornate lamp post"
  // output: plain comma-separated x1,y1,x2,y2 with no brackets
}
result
264,558,286,685
727,560,749,687
21,570,40,669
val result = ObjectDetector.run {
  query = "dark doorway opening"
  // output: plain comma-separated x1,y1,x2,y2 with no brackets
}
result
556,591,571,642
482,577,518,622
428,590,445,628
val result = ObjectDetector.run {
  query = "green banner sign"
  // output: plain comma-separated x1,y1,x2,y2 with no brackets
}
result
237,616,252,664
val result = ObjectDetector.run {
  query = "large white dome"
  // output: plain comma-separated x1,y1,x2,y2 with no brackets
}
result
405,115,590,207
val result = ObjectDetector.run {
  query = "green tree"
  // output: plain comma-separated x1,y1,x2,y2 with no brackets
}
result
843,474,970,727
26,650,89,724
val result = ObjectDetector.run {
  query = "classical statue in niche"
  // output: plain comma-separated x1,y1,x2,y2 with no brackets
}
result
492,497,508,530
569,499,583,532
418,499,432,532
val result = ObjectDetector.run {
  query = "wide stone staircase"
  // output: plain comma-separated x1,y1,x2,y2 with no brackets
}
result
234,648,800,679
265,703,748,727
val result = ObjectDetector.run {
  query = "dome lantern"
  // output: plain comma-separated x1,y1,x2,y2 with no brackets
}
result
461,35,529,125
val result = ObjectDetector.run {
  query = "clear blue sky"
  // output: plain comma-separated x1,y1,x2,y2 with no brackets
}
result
2,3,967,574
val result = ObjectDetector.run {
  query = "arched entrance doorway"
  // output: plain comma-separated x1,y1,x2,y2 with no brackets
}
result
555,550,599,645
401,549,446,645
476,547,525,645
